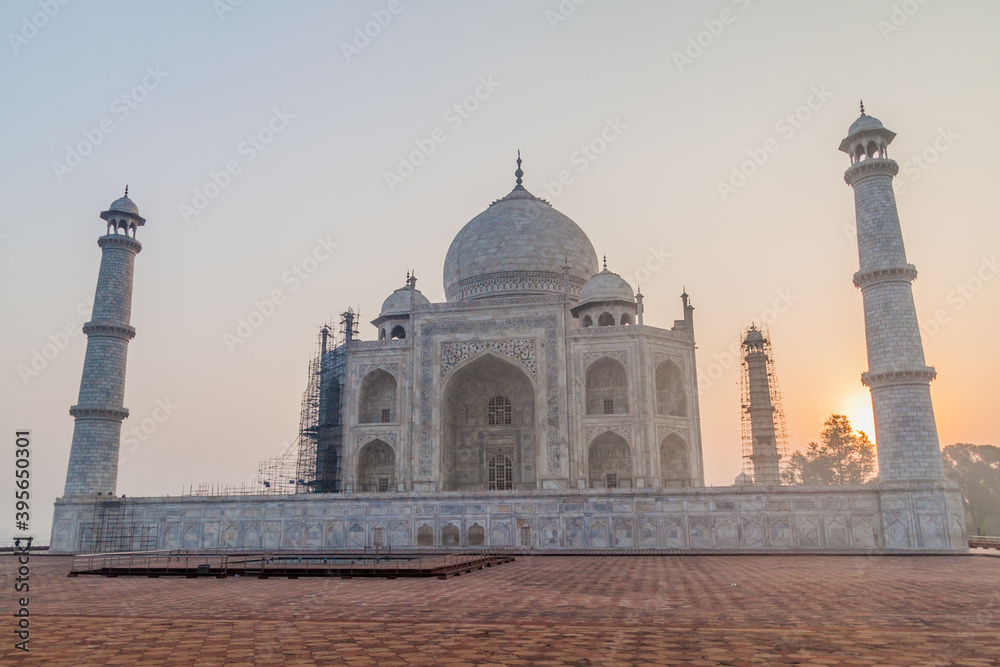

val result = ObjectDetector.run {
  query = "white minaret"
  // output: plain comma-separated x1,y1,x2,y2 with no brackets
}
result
840,104,945,481
63,189,145,496
742,326,781,485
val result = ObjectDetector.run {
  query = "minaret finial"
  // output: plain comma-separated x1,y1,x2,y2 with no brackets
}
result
124,184,129,198
602,255,607,270
515,150,523,186
860,99,865,116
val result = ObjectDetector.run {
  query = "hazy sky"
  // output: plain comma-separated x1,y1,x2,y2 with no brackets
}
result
2,1,998,542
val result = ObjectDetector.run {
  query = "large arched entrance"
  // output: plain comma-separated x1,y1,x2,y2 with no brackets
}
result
442,353,537,491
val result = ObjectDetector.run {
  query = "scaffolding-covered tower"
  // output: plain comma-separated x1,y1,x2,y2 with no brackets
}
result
292,311,356,494
740,325,788,485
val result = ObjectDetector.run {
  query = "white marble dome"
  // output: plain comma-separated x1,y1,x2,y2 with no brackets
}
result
380,284,430,316
848,113,883,136
578,268,634,306
443,185,600,302
111,197,139,215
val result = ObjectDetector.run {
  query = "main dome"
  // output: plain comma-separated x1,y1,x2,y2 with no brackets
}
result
443,184,599,302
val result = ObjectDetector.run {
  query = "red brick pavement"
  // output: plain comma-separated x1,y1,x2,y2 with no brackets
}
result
2,554,999,665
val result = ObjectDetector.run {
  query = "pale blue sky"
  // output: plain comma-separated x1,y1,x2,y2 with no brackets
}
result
2,1,998,541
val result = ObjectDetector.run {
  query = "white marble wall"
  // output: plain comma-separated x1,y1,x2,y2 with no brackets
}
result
51,484,968,553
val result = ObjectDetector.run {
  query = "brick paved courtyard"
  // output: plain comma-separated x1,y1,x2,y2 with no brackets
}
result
2,554,999,665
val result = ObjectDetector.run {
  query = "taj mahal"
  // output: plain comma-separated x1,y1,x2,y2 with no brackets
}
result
50,108,969,553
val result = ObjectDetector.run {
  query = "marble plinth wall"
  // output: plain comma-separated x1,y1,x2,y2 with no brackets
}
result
51,483,967,553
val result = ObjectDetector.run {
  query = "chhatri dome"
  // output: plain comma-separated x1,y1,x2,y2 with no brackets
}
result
577,261,635,307
379,276,430,316
443,153,600,302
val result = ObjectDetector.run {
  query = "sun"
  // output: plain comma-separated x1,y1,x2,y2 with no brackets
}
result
841,388,876,439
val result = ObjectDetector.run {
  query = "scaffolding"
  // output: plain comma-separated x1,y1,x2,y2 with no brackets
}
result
256,437,301,494
739,325,790,483
81,497,158,552
181,311,355,498
294,311,354,494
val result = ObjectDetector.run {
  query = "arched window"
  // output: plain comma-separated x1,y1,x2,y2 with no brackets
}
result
417,524,433,546
597,312,615,327
488,453,513,490
468,522,485,546
358,369,397,423
378,328,386,340
585,357,629,415
660,433,690,487
442,523,460,546
620,313,632,326
582,315,593,328
357,439,396,493
655,361,687,417
588,432,633,489
488,395,512,425
324,378,342,426
390,325,406,340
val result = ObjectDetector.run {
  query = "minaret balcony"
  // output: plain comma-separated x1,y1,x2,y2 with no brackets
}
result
852,265,918,290
844,157,899,185
861,367,937,388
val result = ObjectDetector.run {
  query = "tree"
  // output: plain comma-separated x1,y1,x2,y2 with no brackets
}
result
942,444,1000,536
784,414,877,485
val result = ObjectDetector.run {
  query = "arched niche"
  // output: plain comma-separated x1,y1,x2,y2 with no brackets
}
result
586,357,629,415
655,360,687,417
358,369,397,423
357,439,396,493
588,431,633,488
659,433,690,488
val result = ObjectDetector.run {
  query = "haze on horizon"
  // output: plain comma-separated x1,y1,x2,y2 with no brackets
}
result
2,0,998,542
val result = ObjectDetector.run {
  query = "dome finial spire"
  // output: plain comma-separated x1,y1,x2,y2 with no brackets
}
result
860,99,865,116
514,149,523,186
124,184,129,198
602,254,607,270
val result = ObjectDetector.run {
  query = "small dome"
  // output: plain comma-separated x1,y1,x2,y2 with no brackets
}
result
578,268,634,307
848,114,883,136
734,472,753,486
380,284,430,316
108,196,140,216
743,328,765,345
